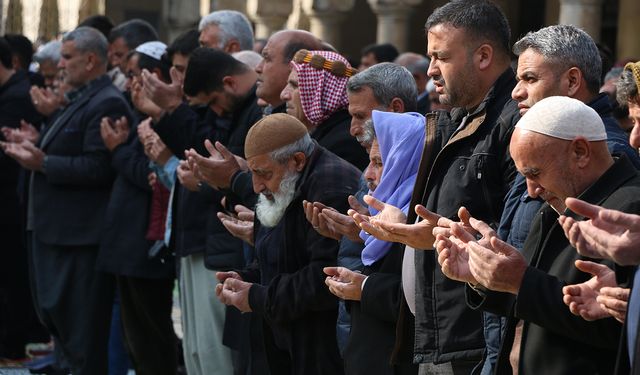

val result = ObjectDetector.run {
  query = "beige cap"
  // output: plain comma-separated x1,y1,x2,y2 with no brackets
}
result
244,113,309,159
516,96,607,141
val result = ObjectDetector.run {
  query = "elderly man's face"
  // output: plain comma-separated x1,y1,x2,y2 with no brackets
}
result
510,129,577,213
427,24,479,108
39,60,59,89
364,139,383,191
628,100,640,149
199,24,223,49
255,33,290,106
108,37,129,71
124,53,141,92
348,87,385,148
512,49,566,116
58,41,91,88
249,153,296,199
281,69,307,125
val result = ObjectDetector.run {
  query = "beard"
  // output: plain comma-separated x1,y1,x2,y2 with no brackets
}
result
356,118,376,148
255,171,300,228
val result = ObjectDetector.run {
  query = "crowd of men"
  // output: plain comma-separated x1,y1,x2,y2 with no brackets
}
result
1,1,640,375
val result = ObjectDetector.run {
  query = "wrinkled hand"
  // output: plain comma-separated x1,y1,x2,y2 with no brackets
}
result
100,116,129,151
562,260,628,323
218,204,255,246
141,68,183,114
30,86,63,116
435,226,477,284
136,117,154,144
216,278,252,312
148,172,157,187
432,206,481,241
351,196,441,250
131,78,165,120
176,160,200,191
0,140,45,171
324,267,366,301
146,137,173,165
559,197,640,265
315,196,366,243
185,140,243,190
466,236,527,294
1,120,39,143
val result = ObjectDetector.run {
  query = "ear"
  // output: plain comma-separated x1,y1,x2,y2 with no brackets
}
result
390,97,405,113
566,67,583,97
571,137,591,168
222,75,236,92
85,52,96,71
11,55,20,70
224,39,241,54
291,151,307,172
475,44,494,71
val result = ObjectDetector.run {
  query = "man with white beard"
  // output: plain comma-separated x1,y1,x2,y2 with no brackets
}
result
216,113,361,375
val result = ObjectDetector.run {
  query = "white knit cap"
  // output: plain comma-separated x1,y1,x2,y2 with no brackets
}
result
135,41,167,61
515,96,607,141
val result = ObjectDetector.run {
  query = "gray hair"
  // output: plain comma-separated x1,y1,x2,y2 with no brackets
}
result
616,68,638,106
347,62,418,112
34,40,61,64
270,133,315,164
63,26,108,65
513,25,602,94
198,10,254,51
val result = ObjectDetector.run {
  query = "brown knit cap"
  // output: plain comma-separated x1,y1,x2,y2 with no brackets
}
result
244,113,309,159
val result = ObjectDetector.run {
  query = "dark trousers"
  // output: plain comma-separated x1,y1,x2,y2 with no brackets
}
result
29,233,114,375
0,224,48,358
117,275,177,375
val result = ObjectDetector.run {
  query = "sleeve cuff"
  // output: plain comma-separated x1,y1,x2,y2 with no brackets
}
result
248,283,268,315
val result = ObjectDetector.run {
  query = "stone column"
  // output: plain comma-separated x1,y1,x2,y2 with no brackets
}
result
367,0,421,52
40,0,59,40
558,0,604,42
247,0,292,39
286,0,309,30
617,0,640,59
301,0,355,52
78,0,102,21
5,0,23,34
164,0,201,43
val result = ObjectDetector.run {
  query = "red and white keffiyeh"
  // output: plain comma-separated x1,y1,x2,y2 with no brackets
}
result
291,50,351,126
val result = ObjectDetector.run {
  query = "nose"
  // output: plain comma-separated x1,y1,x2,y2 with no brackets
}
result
280,86,290,102
57,59,65,69
363,164,375,183
525,178,543,199
630,122,640,149
511,80,526,101
350,119,361,138
252,177,265,195
427,58,438,78
255,59,264,74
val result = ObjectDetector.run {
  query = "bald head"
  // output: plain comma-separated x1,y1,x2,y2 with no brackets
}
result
255,30,322,106
511,128,612,213
394,52,429,94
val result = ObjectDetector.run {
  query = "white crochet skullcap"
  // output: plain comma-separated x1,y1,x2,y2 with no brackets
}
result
515,96,607,141
135,41,167,61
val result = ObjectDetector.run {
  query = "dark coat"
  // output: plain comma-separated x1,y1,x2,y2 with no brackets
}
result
344,243,417,375
395,68,520,364
32,75,129,246
467,156,640,375
311,109,369,171
246,145,361,375
97,128,175,279
154,88,262,269
0,70,42,226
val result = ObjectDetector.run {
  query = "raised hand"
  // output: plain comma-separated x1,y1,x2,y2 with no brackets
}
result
217,204,255,246
324,266,366,301
1,120,39,143
141,68,183,114
559,197,640,265
185,140,243,189
100,116,130,151
466,236,527,294
562,260,627,323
